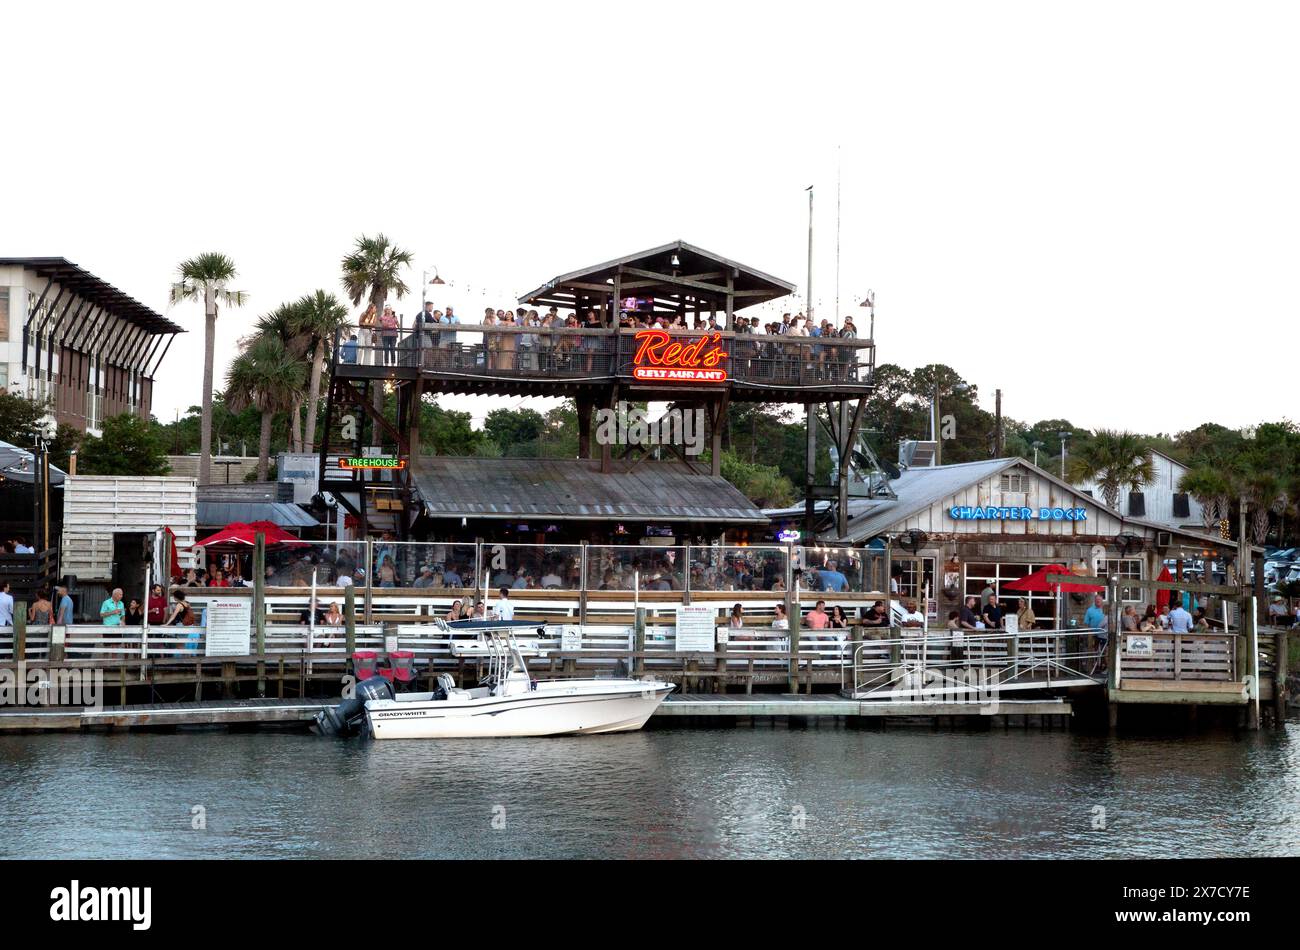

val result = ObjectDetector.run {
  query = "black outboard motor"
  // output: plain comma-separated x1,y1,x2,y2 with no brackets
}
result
314,676,395,737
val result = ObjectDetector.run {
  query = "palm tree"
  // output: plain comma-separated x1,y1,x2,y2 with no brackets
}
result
224,334,306,481
1065,430,1155,511
1241,468,1285,546
1178,465,1233,530
340,233,414,316
170,253,248,486
254,302,313,452
295,291,350,453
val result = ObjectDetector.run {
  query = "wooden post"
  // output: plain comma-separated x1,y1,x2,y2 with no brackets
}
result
633,606,646,677
13,602,26,662
344,583,357,656
578,542,589,626
1273,629,1288,724
254,532,266,695
714,613,727,694
364,537,374,624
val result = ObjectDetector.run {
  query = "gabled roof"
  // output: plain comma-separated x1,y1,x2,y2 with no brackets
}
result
411,456,768,523
820,455,1252,552
518,240,795,311
0,257,182,335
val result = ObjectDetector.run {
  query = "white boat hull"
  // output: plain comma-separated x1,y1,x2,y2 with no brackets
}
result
365,680,674,739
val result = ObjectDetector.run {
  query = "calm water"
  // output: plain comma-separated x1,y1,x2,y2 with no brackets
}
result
3,722,1299,859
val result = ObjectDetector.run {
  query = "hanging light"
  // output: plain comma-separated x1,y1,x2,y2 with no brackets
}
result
670,253,681,267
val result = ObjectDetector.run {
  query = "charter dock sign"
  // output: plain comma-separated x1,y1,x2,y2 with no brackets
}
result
632,330,728,383
949,505,1088,522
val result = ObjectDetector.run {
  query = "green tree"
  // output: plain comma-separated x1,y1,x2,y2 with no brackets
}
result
484,407,546,455
254,301,315,452
1178,466,1233,530
170,252,248,486
296,290,350,453
224,334,307,481
0,392,50,447
47,423,83,472
718,450,795,508
341,233,413,319
1065,430,1155,510
78,413,171,476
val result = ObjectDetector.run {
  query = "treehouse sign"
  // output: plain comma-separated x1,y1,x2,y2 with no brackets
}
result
631,330,728,383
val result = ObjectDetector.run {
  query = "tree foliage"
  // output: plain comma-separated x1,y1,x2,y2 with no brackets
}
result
78,413,171,476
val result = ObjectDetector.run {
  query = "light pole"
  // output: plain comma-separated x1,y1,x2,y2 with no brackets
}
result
1058,431,1072,478
1031,440,1044,467
805,185,814,322
859,290,875,340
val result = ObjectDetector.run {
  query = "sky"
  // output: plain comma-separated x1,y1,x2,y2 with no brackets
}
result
4,0,1297,436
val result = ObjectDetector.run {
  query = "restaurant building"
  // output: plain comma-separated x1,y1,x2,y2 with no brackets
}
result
0,257,181,433
784,452,1242,624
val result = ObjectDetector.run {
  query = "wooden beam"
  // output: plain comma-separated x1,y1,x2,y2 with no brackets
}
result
619,266,730,296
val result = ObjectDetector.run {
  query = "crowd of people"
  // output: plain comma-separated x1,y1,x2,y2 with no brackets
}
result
334,302,866,382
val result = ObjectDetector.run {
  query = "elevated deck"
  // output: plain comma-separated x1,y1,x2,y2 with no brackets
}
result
332,325,874,403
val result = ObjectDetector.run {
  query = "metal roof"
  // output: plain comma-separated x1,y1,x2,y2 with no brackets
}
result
411,456,768,523
0,440,67,485
822,455,1254,552
0,257,182,335
518,240,796,309
197,501,319,529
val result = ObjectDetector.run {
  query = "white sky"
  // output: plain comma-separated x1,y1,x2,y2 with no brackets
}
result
4,1,1297,435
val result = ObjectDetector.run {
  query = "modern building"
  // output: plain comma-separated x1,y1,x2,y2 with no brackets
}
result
1073,449,1207,532
0,257,182,433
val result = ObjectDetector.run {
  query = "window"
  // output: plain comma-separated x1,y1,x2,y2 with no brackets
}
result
0,291,8,342
964,562,1058,623
1172,493,1190,518
1098,558,1143,602
1000,472,1027,493
1128,492,1145,517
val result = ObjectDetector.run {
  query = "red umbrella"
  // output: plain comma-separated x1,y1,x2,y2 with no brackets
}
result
1155,566,1173,608
195,521,307,547
1003,563,1105,593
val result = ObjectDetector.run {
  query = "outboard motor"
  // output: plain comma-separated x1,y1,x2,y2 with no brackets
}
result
314,676,395,737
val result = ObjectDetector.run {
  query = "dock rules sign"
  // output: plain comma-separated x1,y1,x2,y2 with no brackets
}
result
205,599,253,657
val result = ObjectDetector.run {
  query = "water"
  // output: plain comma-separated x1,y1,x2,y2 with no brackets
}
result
3,723,1299,859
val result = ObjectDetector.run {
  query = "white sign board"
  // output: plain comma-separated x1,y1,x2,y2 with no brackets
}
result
675,605,716,652
205,599,252,656
561,626,583,651
1126,635,1154,657
1004,613,1019,636
278,453,321,505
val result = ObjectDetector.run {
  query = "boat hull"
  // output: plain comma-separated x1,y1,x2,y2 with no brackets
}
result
365,682,674,739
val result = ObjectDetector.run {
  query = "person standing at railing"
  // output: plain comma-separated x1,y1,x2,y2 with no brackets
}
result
0,582,13,628
99,588,125,626
54,585,73,625
358,304,378,366
1014,597,1037,632
28,589,53,625
379,306,400,366
419,301,440,349
1168,600,1194,633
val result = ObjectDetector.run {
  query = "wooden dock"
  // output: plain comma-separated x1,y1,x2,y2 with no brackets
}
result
0,693,1071,732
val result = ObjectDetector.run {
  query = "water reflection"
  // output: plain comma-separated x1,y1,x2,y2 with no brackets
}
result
1,723,1297,858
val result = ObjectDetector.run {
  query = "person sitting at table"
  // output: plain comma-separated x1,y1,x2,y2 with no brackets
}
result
728,603,745,629
1193,607,1211,631
771,603,789,630
805,600,830,630
899,600,926,628
861,601,889,628
1120,605,1139,631
829,605,848,629
323,602,344,626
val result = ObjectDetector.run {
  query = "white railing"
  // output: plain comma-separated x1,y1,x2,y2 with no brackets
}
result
849,628,1106,701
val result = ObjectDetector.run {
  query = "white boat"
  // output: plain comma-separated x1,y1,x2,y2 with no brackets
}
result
361,623,674,740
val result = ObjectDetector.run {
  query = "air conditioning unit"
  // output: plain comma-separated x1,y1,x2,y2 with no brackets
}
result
1156,531,1173,549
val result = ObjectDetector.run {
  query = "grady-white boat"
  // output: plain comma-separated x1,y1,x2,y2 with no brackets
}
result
316,621,674,740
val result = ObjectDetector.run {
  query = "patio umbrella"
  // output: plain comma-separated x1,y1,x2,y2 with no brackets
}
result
195,521,308,547
1003,564,1105,593
1155,565,1173,608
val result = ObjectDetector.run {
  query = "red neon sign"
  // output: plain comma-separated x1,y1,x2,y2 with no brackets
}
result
632,330,728,383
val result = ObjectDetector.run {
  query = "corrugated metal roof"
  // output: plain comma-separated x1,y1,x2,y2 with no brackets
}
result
197,501,319,529
827,458,1019,543
411,457,767,523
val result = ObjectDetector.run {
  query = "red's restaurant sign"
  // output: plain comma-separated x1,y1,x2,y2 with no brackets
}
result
631,330,728,383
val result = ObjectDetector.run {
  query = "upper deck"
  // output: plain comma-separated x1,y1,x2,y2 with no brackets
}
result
332,324,875,403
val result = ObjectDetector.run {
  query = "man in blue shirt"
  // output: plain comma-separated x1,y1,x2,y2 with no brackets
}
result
1083,595,1107,631
54,585,75,625
442,563,462,588
340,334,358,364
819,561,849,592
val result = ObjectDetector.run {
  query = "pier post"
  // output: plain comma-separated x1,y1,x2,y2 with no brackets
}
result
344,584,357,657
364,538,374,624
254,532,266,695
13,602,26,662
1274,630,1288,724
633,607,646,677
